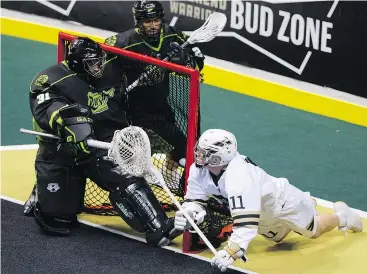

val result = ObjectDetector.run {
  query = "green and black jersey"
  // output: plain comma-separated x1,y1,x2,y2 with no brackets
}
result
105,25,201,62
29,61,128,145
104,25,204,115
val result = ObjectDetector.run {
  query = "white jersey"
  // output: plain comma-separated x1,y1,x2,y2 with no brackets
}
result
185,153,290,251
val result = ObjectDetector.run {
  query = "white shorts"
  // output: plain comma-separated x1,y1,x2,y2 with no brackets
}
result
259,184,317,241
259,224,292,242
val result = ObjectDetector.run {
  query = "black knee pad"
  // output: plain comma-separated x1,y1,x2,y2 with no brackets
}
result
34,202,78,236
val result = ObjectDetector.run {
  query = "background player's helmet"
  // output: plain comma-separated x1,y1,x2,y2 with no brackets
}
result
133,1,165,40
194,129,237,167
66,37,106,78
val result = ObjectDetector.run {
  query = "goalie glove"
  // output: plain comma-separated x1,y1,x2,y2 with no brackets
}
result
211,242,248,272
57,104,95,154
174,202,206,231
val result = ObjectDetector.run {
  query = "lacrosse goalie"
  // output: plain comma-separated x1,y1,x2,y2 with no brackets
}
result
23,36,181,246
174,129,363,272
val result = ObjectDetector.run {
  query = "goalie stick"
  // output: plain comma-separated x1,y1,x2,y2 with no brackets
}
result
19,127,219,255
19,128,111,149
126,12,227,93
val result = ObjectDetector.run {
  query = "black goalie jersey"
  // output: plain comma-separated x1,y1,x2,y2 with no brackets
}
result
30,60,128,148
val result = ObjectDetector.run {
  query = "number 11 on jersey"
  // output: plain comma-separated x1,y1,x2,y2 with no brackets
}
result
230,195,245,210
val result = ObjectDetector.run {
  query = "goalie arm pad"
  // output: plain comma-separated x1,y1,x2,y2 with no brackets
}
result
56,104,95,153
57,104,93,140
30,87,71,133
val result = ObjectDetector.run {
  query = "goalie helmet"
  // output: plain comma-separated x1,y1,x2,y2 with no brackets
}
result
133,1,165,40
66,37,106,79
195,129,237,167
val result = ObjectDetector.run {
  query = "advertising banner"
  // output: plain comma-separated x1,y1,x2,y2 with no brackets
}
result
3,0,366,97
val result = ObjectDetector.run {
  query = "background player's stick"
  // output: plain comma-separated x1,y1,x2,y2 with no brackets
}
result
126,12,227,92
19,127,218,255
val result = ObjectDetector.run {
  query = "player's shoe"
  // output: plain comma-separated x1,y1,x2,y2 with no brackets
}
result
333,201,363,233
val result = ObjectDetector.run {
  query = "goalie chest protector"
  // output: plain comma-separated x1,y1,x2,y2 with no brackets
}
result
30,62,129,142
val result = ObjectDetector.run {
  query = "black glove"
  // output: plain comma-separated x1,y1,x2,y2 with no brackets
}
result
168,42,205,71
168,42,194,67
57,104,95,154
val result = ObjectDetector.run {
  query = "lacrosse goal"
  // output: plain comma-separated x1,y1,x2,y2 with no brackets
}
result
58,32,233,253
58,31,200,243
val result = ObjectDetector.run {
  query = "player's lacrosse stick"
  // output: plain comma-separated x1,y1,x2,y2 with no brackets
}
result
107,127,218,255
19,127,218,255
126,12,227,92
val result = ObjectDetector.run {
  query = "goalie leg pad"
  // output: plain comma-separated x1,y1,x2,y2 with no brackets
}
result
104,170,169,235
36,161,86,216
91,157,182,246
110,176,183,246
109,191,146,233
34,160,86,235
34,202,78,236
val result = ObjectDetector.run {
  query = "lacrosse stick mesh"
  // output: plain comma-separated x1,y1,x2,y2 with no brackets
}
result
187,12,227,44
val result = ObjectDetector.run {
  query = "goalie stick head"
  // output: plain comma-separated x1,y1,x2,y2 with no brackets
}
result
108,126,152,177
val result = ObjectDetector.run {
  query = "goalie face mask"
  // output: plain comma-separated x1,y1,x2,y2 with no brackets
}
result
67,37,106,79
82,51,107,79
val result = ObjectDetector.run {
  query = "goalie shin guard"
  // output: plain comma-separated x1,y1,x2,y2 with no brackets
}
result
109,191,146,233
109,175,182,246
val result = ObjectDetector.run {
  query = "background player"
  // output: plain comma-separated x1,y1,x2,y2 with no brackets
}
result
174,129,363,272
104,0,205,191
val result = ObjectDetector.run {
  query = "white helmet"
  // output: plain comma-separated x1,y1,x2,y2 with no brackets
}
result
194,129,237,167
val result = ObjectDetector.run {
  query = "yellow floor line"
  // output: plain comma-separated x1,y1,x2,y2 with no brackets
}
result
2,149,367,273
